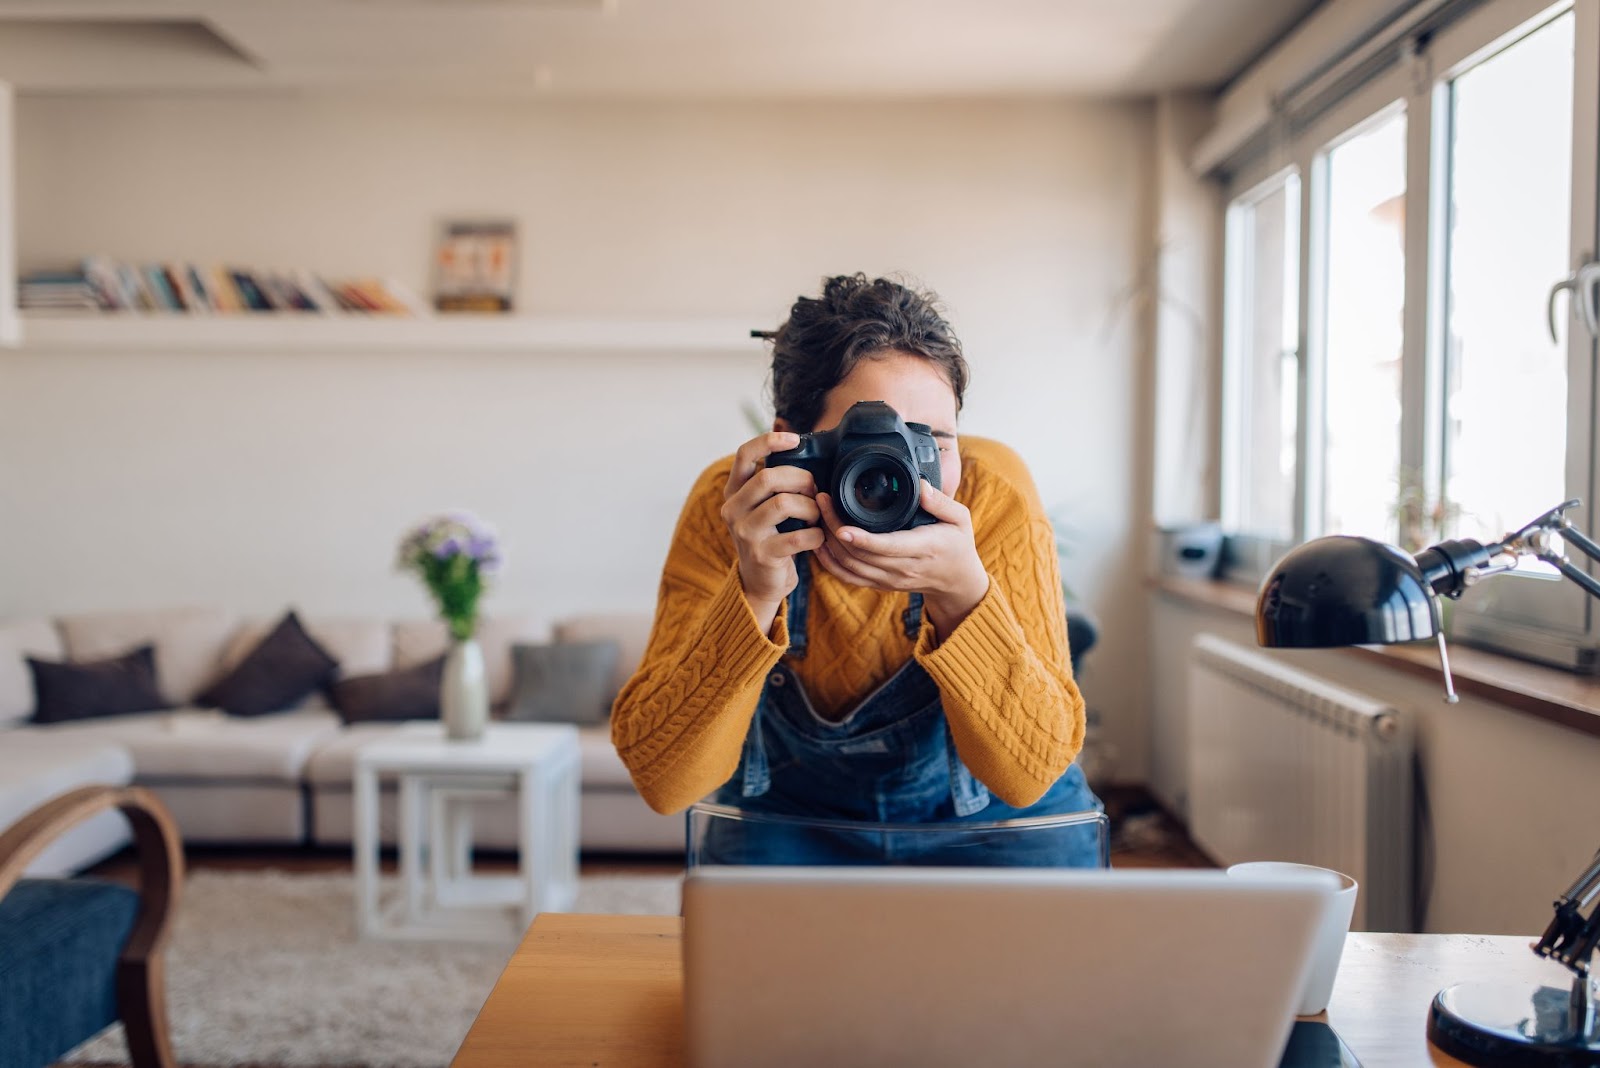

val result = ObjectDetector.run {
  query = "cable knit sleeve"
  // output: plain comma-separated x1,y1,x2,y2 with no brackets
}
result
913,441,1085,807
610,458,789,814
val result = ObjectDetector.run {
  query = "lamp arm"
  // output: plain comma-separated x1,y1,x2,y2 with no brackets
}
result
1534,848,1600,978
1416,500,1600,984
1556,518,1600,569
1535,553,1600,601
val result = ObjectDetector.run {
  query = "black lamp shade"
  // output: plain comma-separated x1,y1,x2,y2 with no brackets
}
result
1256,535,1440,648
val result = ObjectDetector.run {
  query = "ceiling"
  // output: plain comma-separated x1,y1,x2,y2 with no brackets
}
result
0,0,1322,98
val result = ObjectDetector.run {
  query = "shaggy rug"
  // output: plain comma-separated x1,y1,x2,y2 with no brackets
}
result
66,869,683,1068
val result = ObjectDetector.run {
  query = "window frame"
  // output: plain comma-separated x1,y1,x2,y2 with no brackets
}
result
1215,0,1600,670
1427,0,1600,668
1221,165,1302,548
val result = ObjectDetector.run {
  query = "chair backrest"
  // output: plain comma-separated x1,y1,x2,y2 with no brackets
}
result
686,801,1109,870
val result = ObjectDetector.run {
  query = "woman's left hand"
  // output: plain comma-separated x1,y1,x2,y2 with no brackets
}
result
813,481,991,639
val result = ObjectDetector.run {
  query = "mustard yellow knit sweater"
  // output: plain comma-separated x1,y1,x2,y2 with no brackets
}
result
611,436,1085,815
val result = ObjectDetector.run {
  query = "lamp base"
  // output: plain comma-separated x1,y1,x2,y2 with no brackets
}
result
1428,980,1600,1067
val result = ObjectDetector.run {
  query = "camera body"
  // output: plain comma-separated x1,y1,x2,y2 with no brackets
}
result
766,400,943,534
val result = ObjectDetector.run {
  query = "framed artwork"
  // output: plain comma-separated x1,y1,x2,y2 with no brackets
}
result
433,219,518,313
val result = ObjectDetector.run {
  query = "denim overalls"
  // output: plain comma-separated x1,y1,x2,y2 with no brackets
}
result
702,553,1104,867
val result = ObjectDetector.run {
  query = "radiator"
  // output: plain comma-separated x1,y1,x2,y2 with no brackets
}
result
1186,634,1414,931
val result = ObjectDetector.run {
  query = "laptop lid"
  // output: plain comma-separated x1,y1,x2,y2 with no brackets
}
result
683,866,1327,1068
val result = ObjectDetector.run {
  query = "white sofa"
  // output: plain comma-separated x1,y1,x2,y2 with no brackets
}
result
0,607,681,874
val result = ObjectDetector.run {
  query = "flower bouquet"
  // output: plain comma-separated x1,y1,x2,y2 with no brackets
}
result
397,512,503,739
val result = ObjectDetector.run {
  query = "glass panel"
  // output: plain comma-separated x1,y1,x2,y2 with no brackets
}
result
1223,174,1300,541
1442,13,1575,545
1320,109,1407,540
685,802,1110,869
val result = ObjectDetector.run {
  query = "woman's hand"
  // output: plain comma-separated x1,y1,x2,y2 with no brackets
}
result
720,431,827,632
813,480,990,641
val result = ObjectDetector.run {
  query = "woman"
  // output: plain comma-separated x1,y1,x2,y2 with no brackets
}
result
611,273,1101,866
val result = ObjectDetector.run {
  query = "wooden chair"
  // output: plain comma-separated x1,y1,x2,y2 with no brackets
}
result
0,786,183,1068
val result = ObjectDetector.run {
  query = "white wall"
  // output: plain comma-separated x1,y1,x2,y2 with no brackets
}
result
1150,595,1600,935
1,94,1155,774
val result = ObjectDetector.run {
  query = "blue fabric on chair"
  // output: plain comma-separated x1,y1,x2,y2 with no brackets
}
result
0,878,139,1068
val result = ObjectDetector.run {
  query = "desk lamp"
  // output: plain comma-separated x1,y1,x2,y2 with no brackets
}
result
1256,499,1600,1066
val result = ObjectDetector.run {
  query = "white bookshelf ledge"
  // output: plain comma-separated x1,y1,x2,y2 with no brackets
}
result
12,313,766,354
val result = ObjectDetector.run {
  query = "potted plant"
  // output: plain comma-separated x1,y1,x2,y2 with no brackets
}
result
396,512,503,741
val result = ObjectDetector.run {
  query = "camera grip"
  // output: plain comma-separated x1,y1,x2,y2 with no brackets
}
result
776,516,813,535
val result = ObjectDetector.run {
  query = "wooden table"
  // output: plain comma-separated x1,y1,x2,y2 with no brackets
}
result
451,914,1577,1068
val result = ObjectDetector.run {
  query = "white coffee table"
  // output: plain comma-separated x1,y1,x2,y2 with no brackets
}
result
353,721,581,941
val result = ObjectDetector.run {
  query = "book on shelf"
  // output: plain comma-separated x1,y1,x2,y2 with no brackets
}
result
19,258,425,317
17,269,103,312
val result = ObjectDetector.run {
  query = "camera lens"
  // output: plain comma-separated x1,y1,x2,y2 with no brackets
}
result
852,466,905,515
834,447,919,532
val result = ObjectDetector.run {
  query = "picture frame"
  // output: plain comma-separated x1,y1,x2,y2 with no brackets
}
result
432,218,518,313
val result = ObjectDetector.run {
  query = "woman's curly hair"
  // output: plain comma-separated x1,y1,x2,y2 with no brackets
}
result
768,274,969,433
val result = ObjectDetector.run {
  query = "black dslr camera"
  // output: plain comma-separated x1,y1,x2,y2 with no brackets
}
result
766,401,943,534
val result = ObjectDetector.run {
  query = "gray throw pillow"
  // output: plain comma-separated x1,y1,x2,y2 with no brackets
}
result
506,640,621,726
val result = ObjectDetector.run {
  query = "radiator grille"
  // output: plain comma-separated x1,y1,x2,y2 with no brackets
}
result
1187,634,1414,931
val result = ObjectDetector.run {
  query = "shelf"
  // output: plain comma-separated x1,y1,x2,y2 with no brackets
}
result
9,313,767,354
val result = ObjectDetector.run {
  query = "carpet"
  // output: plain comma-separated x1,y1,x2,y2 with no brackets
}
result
66,869,683,1068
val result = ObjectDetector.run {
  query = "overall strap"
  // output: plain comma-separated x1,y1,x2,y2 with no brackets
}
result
786,551,813,658
902,592,924,639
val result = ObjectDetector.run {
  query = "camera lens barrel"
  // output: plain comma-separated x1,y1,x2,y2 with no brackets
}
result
833,445,920,533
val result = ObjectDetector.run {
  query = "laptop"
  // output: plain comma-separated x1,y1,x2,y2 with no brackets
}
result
683,866,1328,1068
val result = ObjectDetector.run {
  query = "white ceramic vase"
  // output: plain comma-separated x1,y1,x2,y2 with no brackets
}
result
441,637,489,742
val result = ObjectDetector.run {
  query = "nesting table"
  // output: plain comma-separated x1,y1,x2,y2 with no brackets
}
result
354,722,581,941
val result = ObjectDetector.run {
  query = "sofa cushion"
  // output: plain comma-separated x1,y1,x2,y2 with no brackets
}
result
58,607,236,706
0,733,135,838
553,614,653,704
28,645,169,725
578,728,636,788
506,641,620,726
35,709,341,783
302,722,415,786
0,619,63,727
330,656,445,724
392,614,539,708
199,612,339,717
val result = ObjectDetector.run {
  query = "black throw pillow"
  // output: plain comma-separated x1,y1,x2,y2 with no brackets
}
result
199,611,340,717
330,656,446,724
29,644,170,724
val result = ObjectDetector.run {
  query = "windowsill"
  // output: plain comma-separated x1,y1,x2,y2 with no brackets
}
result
1153,574,1600,739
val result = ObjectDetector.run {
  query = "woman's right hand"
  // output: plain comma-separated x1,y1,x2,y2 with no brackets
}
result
720,431,826,631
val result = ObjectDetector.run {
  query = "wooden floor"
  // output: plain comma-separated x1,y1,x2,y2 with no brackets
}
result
87,786,1215,882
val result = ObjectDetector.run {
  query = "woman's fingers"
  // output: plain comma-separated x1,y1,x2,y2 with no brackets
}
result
724,431,802,502
816,537,897,588
817,492,929,562
814,541,873,587
778,526,827,557
916,480,969,525
739,493,822,545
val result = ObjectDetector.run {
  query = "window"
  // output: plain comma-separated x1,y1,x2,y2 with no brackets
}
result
1441,12,1575,545
1316,110,1408,541
1222,173,1300,543
1217,0,1600,668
